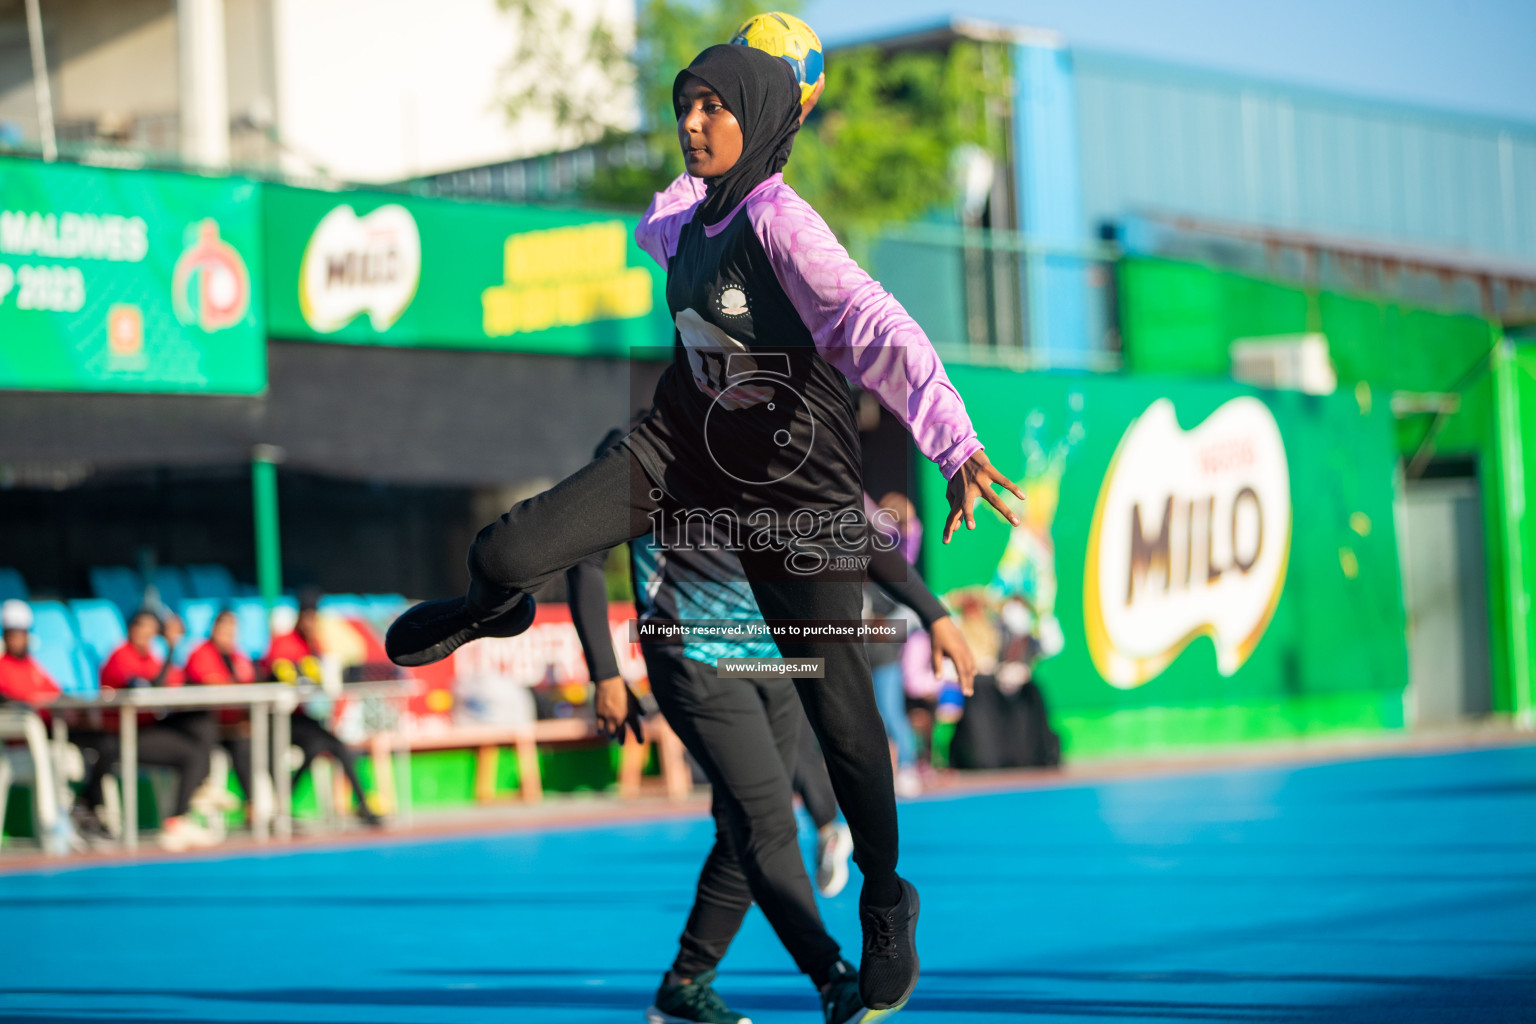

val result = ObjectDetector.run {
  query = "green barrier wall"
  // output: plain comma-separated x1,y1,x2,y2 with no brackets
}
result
1499,343,1536,725
0,157,265,394
918,367,1408,758
262,184,671,356
1118,257,1535,721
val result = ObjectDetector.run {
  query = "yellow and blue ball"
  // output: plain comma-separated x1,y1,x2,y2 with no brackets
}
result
730,12,824,109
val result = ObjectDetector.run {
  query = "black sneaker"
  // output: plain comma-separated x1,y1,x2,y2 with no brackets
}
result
385,594,536,667
820,959,869,1024
858,877,920,1011
645,969,750,1024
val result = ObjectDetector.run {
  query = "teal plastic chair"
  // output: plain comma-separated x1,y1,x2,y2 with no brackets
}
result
148,567,189,611
0,568,28,603
231,598,274,662
176,598,221,663
27,601,92,695
184,564,237,600
69,599,128,673
318,594,367,619
360,594,408,634
89,566,144,619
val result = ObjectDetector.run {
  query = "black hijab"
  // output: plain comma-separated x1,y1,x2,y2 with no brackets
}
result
674,44,803,227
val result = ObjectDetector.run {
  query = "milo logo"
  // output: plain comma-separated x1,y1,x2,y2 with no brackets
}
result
1084,397,1291,688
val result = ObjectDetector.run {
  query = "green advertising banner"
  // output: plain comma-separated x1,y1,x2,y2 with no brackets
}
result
1118,256,1533,719
0,157,265,394
262,185,671,356
921,367,1409,756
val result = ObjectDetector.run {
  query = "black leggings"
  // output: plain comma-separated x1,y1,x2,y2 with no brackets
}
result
467,443,899,897
77,712,214,819
227,712,371,810
646,645,840,984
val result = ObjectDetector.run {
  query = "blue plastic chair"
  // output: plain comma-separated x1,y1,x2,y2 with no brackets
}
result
184,564,237,600
148,567,189,611
33,644,95,696
90,566,145,618
231,598,273,662
27,601,91,695
71,646,96,695
176,598,221,663
318,594,367,619
0,568,28,603
69,599,128,674
359,593,408,636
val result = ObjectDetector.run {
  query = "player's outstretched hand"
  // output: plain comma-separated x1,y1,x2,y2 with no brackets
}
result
928,616,977,697
593,676,645,745
944,450,1026,544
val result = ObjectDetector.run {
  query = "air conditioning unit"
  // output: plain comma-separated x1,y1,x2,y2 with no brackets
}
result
1230,333,1337,395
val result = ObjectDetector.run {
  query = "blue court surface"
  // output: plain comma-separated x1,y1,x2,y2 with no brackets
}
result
2,743,1533,1023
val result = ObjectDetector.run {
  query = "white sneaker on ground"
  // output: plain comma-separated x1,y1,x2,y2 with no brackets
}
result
192,782,240,814
815,822,854,898
893,767,922,799
157,815,221,852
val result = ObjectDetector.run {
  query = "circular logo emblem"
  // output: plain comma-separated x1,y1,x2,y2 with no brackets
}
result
717,285,749,317
172,220,250,332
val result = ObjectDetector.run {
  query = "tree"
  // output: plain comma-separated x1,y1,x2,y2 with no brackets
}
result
498,0,1010,240
497,0,637,153
790,40,1005,242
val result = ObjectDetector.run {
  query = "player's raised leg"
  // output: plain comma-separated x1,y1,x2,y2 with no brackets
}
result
387,442,660,667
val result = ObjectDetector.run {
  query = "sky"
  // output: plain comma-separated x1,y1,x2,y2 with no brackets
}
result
801,0,1536,125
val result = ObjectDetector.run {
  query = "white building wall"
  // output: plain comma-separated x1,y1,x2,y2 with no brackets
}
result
0,0,179,144
269,0,636,183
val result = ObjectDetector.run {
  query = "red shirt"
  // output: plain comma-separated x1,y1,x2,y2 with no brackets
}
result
0,653,61,707
184,641,255,686
260,631,319,681
100,643,183,691
186,640,255,724
98,642,182,729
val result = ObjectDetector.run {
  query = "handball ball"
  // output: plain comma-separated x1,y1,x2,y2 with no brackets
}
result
730,12,824,109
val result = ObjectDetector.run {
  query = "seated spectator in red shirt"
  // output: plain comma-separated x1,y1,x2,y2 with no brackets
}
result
101,611,185,692
254,592,382,827
185,610,256,688
0,600,61,711
184,608,255,738
74,609,221,852
260,602,322,683
0,600,75,851
188,608,281,822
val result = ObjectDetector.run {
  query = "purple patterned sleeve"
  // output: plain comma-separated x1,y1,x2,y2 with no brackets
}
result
636,173,706,270
748,184,983,481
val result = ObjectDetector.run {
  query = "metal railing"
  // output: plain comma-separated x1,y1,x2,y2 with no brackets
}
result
862,223,1123,371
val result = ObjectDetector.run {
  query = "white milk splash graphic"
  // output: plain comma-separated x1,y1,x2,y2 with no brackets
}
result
299,204,421,332
1085,397,1291,688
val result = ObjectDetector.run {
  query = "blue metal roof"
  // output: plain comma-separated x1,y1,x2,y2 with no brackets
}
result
1073,49,1536,264
1073,49,1536,138
820,19,1536,267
